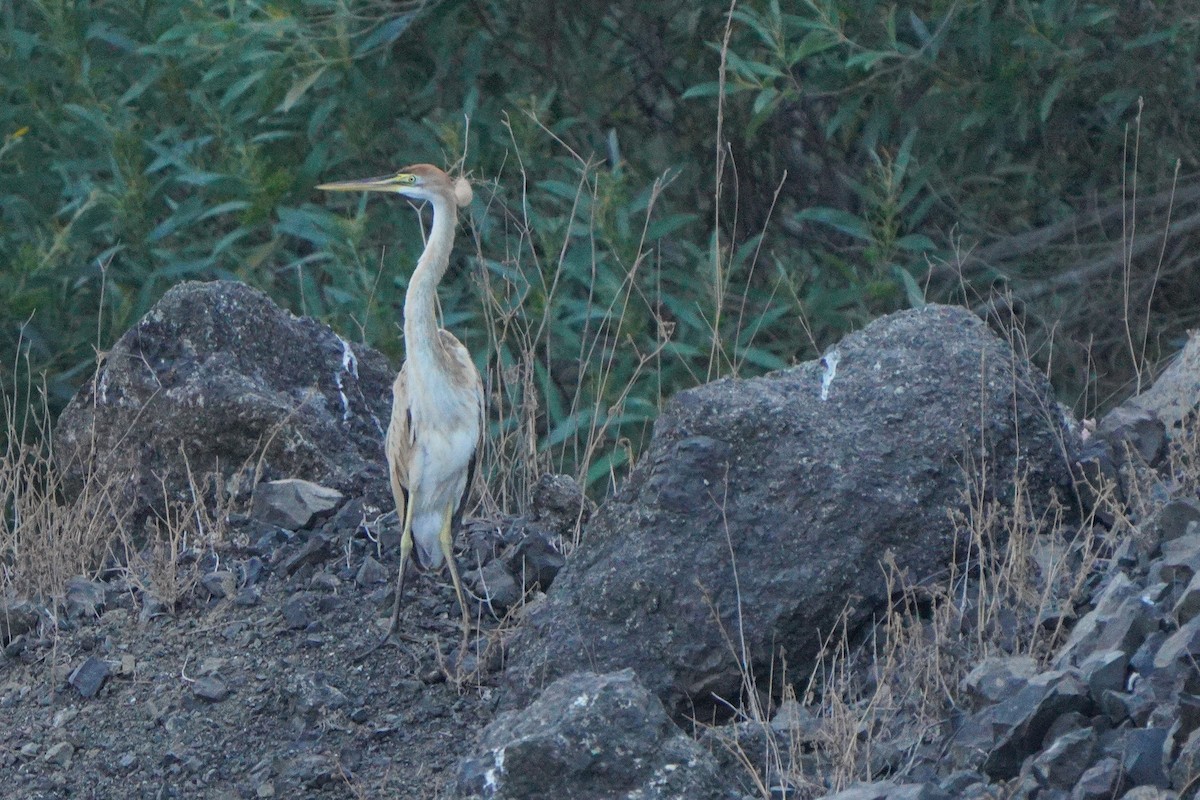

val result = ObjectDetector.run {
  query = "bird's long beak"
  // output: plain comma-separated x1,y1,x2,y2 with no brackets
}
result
317,174,409,192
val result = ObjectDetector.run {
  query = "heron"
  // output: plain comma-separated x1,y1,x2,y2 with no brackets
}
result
318,164,482,655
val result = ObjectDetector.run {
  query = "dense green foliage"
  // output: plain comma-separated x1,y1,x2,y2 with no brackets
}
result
2,0,1197,493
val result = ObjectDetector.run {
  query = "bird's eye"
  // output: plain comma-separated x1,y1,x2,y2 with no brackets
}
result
397,174,416,184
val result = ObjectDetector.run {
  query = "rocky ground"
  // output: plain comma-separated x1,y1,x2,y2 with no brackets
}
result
4,282,1199,799
0,487,540,798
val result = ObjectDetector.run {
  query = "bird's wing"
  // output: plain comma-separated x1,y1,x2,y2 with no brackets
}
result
386,364,413,521
439,330,485,525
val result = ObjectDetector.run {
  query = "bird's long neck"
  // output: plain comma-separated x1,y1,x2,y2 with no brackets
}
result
404,195,456,369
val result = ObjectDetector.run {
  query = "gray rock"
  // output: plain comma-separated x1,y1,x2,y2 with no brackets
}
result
530,473,595,536
277,752,335,790
1118,727,1170,788
1173,571,1200,623
1151,499,1200,547
1096,405,1166,465
770,697,820,738
1055,573,1138,668
1070,757,1123,800
1171,726,1200,791
0,598,41,644
1089,596,1158,656
1030,727,1097,788
43,741,74,768
280,595,312,629
355,555,388,587
200,571,238,600
1079,650,1128,700
192,676,229,702
466,560,522,614
1129,330,1200,430
1160,532,1200,583
286,672,349,730
1153,616,1200,670
64,576,106,620
818,782,948,800
960,671,1093,780
455,669,738,800
68,656,110,698
1122,788,1178,800
250,479,344,531
276,532,334,577
507,532,566,592
503,306,1075,719
962,657,1038,706
54,281,392,525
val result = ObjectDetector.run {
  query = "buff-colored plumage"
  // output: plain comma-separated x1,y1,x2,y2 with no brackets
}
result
319,164,482,653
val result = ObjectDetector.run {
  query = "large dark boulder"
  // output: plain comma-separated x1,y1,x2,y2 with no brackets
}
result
455,669,740,800
54,281,392,523
503,305,1077,720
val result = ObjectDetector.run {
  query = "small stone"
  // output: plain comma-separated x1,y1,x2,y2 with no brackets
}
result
68,656,110,698
19,742,38,759
43,741,74,767
770,698,820,738
1071,757,1123,800
1031,727,1096,788
1173,572,1200,624
277,533,334,577
466,560,522,613
0,598,41,642
192,675,229,702
251,479,343,531
1160,532,1200,583
962,657,1038,705
4,634,27,657
281,595,311,629
1121,727,1169,788
200,570,237,599
509,531,567,591
1154,616,1200,670
139,592,170,625
52,707,79,728
309,570,339,592
1097,405,1166,465
1154,499,1200,545
1079,650,1127,700
235,586,262,606
242,556,266,586
65,577,107,620
355,556,388,587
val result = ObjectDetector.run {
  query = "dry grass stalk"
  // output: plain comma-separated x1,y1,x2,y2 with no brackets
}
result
0,358,128,609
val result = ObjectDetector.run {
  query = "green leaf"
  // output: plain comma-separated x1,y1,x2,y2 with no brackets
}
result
1039,75,1067,122
797,207,873,241
895,234,937,252
277,68,325,113
354,15,416,56
792,29,840,61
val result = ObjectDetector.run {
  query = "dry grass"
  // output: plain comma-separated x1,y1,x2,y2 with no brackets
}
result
0,350,128,611
705,458,1121,798
1,339,234,626
115,455,232,614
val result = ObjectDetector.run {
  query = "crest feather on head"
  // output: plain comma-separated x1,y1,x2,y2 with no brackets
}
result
452,176,473,208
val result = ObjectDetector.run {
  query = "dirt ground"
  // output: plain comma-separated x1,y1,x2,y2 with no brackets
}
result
0,510,514,799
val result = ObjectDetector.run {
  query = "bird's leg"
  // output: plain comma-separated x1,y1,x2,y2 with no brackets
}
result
385,500,417,638
354,493,416,662
439,503,471,652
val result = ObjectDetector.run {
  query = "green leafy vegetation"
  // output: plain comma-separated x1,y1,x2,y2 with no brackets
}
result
2,0,1197,494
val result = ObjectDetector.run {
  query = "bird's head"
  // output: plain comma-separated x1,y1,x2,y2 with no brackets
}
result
318,163,472,208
